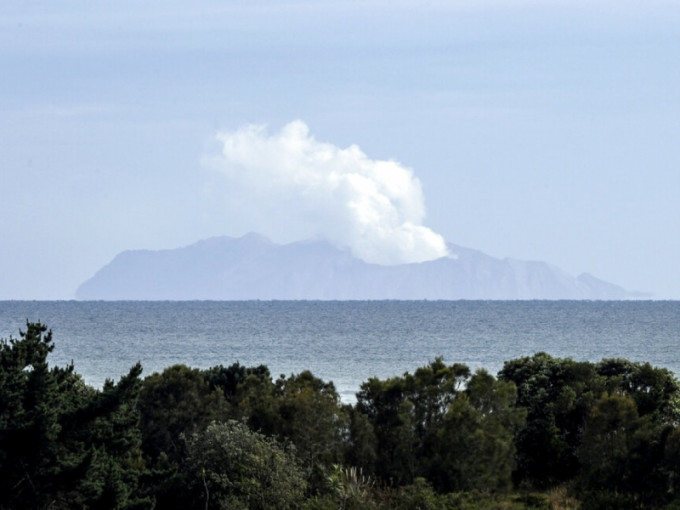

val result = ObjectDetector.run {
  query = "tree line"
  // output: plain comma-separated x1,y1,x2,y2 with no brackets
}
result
2,322,680,509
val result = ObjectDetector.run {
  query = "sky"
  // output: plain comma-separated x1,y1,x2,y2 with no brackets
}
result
1,0,679,299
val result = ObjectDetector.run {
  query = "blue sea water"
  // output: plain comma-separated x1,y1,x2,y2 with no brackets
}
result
0,301,678,402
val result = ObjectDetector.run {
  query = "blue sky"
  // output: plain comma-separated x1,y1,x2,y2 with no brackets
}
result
1,1,679,299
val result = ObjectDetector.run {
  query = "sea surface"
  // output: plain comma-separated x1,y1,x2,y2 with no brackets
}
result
1,301,678,402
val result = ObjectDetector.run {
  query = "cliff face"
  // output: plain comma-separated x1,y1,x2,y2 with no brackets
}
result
76,233,631,300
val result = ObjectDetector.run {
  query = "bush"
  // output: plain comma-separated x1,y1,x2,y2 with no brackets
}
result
183,420,307,510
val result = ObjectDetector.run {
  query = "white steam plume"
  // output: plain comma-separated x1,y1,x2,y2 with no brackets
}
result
209,120,449,265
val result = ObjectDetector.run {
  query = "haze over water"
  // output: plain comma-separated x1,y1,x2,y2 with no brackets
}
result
1,300,678,402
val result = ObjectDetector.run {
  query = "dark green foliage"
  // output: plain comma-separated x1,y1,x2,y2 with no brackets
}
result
596,358,680,423
6,322,680,509
275,370,349,490
355,358,524,493
577,393,672,507
501,352,680,506
203,361,271,402
430,370,526,493
204,364,350,494
384,477,442,510
138,364,229,462
0,322,61,508
184,420,307,510
322,464,376,509
356,358,472,484
499,352,603,486
0,322,151,510
344,406,377,474
208,362,281,433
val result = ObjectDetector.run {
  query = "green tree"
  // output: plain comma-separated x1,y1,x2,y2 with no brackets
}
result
500,353,680,491
205,363,281,434
596,358,680,423
0,323,151,509
661,426,680,505
0,322,63,508
356,374,418,484
355,358,524,492
429,370,525,493
184,420,307,510
578,393,670,508
138,364,228,462
55,363,151,509
344,406,377,476
203,362,272,407
498,352,602,487
356,359,472,485
276,371,349,489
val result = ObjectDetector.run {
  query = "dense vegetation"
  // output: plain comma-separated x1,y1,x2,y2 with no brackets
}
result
2,322,680,509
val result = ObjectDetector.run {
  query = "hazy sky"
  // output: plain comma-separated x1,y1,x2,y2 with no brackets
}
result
2,0,679,299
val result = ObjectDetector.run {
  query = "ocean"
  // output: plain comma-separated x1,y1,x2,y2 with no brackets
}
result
1,300,678,402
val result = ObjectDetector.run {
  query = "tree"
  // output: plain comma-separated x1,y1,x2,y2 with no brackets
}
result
138,364,229,462
344,406,377,476
356,373,418,484
596,358,680,424
184,420,307,510
0,322,152,509
354,358,525,493
578,393,671,508
498,352,602,486
355,359,473,486
0,322,62,508
428,370,525,493
204,363,280,434
276,371,348,489
496,352,680,503
55,362,151,509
